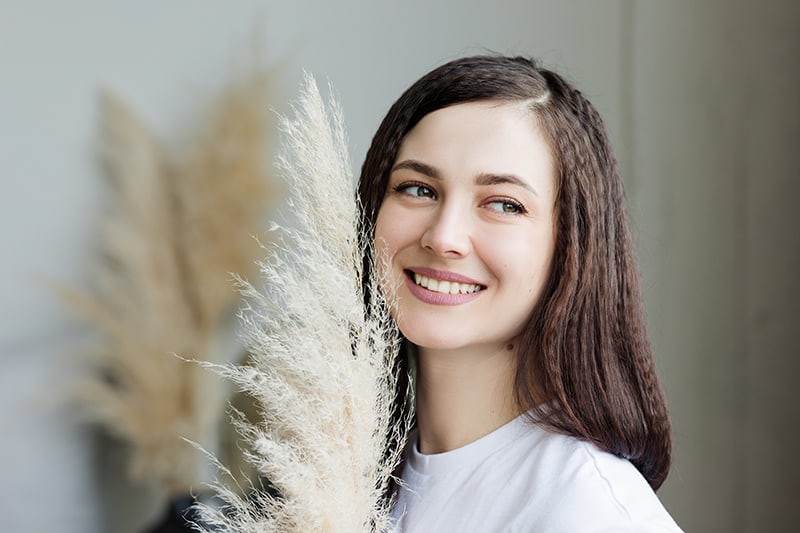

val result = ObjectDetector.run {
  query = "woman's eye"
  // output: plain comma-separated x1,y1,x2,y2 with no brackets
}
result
396,183,435,199
487,199,526,214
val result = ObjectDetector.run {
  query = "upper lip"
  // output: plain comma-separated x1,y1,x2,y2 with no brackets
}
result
406,266,484,286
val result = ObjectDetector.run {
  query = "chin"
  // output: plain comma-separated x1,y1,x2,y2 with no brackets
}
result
398,324,464,352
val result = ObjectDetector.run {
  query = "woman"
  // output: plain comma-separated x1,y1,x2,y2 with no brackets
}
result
358,56,682,531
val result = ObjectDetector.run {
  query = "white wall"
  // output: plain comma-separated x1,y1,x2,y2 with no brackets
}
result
1,1,796,531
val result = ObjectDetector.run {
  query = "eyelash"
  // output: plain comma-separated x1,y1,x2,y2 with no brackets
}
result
393,181,435,199
487,199,527,215
392,181,528,216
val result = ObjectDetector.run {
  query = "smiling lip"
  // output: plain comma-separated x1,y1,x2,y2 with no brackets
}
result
404,267,485,306
409,267,483,285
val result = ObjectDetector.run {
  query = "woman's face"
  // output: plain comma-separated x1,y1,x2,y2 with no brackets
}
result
374,101,557,354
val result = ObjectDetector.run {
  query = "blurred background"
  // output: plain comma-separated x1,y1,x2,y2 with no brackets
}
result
1,1,798,531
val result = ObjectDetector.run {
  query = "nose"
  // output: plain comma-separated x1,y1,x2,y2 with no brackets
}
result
420,201,472,258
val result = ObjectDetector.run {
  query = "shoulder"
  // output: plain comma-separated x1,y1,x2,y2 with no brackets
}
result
393,419,682,532
506,426,682,532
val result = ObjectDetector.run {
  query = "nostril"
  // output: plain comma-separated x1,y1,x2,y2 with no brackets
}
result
420,222,471,257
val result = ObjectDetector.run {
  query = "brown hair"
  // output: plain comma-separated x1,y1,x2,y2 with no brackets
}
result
359,55,671,489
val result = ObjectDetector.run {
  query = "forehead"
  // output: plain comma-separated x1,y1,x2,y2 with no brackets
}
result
395,101,554,187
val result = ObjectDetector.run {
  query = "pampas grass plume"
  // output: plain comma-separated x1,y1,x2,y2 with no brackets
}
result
59,67,279,497
198,74,410,532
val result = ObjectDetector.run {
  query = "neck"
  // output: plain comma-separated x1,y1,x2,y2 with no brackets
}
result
414,342,520,454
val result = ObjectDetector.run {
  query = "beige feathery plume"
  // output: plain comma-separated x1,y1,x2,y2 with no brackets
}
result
177,70,279,331
58,68,279,497
197,74,411,532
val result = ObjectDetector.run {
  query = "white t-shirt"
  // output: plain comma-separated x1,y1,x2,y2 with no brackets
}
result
391,414,682,532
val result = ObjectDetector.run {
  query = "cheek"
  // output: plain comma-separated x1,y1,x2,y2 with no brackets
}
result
373,206,405,282
484,227,554,292
523,232,556,301
373,209,408,321
374,203,413,257
373,203,392,246
373,210,393,263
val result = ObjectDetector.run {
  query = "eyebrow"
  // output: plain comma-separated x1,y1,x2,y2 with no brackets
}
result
391,159,440,179
392,159,538,197
475,173,538,197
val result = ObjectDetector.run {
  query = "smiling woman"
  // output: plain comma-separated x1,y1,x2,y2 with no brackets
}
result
376,101,556,357
360,56,683,532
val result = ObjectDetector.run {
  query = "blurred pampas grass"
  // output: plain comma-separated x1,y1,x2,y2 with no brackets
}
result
58,66,280,497
196,74,410,532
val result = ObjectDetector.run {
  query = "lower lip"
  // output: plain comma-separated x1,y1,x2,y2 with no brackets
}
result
404,273,483,306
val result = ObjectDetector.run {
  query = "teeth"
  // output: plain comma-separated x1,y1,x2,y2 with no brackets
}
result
412,273,481,295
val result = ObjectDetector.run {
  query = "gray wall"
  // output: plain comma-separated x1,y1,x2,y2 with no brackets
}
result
631,2,800,531
1,1,797,531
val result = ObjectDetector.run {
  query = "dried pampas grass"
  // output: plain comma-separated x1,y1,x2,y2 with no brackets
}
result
59,67,279,497
197,74,411,532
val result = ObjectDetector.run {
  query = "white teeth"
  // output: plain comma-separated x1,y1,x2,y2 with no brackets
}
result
412,273,481,295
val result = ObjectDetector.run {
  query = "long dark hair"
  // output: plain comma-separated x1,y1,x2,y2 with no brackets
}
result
359,55,671,489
